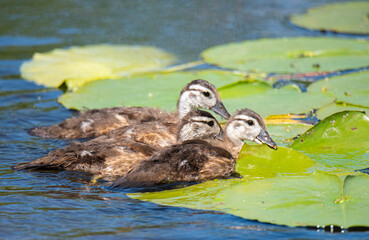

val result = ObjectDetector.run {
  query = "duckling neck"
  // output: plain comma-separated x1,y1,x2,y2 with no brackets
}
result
177,92,198,118
224,124,246,158
223,134,244,158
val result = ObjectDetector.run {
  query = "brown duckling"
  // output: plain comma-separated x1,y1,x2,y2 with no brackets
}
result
29,79,230,139
111,108,277,188
13,110,223,182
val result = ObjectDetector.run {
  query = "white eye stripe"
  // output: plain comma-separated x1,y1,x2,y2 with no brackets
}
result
233,115,256,122
188,85,213,94
191,116,215,122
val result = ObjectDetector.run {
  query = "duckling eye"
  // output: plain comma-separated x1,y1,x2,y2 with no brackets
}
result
247,120,254,126
203,91,211,98
207,121,214,127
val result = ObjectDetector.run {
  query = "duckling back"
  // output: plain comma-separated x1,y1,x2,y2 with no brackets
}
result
112,140,234,188
29,107,176,139
13,139,158,181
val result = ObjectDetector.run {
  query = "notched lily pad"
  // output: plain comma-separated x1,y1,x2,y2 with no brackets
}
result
202,37,369,73
20,44,176,89
129,172,369,228
291,2,369,35
236,144,316,180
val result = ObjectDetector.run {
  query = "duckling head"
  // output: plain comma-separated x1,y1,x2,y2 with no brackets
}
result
177,79,230,119
226,109,277,150
177,109,223,143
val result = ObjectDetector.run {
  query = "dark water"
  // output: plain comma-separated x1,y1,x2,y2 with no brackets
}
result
1,0,368,239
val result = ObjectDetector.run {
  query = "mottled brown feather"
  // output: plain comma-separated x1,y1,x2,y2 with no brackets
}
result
112,140,234,188
13,139,158,181
29,107,176,139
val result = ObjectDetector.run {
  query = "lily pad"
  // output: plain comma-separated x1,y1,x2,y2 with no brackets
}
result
290,111,369,153
291,111,369,172
236,144,316,180
20,44,176,89
129,172,369,228
59,70,243,110
291,2,369,35
219,81,333,118
308,71,369,108
201,37,369,73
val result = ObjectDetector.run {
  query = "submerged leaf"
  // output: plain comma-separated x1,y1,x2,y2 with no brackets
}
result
266,123,312,146
291,2,369,35
129,172,369,228
59,70,243,110
236,144,316,180
202,37,369,73
21,44,176,89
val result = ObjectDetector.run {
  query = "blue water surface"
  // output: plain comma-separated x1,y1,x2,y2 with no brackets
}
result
1,0,368,239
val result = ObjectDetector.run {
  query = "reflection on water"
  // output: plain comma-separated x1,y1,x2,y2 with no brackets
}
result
0,0,367,239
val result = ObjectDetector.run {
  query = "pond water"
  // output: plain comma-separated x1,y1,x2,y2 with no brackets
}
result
1,0,368,239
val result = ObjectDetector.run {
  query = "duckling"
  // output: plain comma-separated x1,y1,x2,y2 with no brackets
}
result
111,108,277,188
29,79,230,139
14,110,223,182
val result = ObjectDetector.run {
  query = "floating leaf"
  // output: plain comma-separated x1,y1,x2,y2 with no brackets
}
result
219,81,333,118
291,2,369,35
129,172,369,228
236,144,316,180
20,45,176,89
202,37,369,73
308,71,369,108
59,70,243,110
291,111,369,153
291,110,369,172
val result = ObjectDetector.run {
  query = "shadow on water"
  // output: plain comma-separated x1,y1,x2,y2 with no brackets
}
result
1,0,368,239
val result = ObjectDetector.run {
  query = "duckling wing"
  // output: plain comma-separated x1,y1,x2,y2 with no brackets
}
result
29,107,176,139
111,141,234,188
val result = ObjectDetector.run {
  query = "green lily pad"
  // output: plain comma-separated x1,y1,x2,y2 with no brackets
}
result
308,71,369,108
20,44,176,89
291,111,369,153
291,110,369,172
236,144,316,180
291,2,369,35
129,172,369,228
201,37,369,73
219,81,333,118
59,70,243,110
